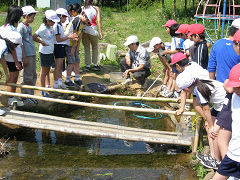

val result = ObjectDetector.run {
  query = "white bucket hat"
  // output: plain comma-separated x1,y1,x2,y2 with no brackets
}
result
45,10,60,22
124,35,138,46
5,31,22,44
231,18,240,29
56,8,70,17
84,9,94,22
147,37,162,52
22,5,38,15
176,72,195,90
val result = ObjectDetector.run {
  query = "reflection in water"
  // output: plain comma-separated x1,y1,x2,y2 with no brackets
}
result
0,100,197,179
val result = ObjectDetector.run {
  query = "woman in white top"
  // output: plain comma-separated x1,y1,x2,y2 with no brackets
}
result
82,0,102,71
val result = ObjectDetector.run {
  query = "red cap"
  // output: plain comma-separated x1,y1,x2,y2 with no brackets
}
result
175,24,190,34
188,24,205,36
226,64,240,87
162,20,177,27
171,52,187,64
233,29,240,43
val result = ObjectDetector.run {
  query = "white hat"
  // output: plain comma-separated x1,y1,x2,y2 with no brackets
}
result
45,10,60,22
124,35,139,46
176,72,195,90
84,9,94,22
56,8,69,17
5,31,22,44
147,37,162,52
231,18,240,29
22,5,38,16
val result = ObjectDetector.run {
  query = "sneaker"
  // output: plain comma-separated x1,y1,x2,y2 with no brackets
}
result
174,91,180,98
121,78,132,85
24,98,36,104
185,103,191,110
30,99,38,104
84,66,91,72
74,79,82,86
8,97,24,107
196,153,214,162
201,158,220,169
53,84,60,89
0,109,6,116
40,91,50,98
65,80,76,87
59,84,68,89
92,65,101,71
164,90,173,98
141,78,148,89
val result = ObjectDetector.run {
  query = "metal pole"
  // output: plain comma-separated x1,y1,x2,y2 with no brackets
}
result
221,0,227,38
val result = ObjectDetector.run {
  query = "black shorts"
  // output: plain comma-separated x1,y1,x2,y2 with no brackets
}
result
216,93,232,132
39,52,54,67
6,61,22,72
217,154,240,178
54,44,66,59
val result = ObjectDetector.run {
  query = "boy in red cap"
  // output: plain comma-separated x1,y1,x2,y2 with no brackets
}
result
212,64,240,180
188,24,209,69
175,24,194,57
233,29,240,56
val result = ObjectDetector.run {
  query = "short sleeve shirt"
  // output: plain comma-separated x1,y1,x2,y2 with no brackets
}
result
53,22,68,45
17,22,36,56
35,23,54,54
194,80,226,111
126,44,150,69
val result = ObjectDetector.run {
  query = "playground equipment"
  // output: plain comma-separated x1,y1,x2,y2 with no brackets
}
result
195,0,240,43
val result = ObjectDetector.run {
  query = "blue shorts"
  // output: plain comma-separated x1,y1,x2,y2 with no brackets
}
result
216,93,232,132
217,154,240,178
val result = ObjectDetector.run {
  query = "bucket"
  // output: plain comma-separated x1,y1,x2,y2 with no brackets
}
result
106,44,117,61
109,72,125,83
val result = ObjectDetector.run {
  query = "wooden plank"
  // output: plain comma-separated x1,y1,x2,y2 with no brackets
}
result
0,110,191,146
0,83,193,103
0,91,196,116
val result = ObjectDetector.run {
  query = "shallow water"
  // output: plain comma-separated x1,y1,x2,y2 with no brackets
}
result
0,99,198,179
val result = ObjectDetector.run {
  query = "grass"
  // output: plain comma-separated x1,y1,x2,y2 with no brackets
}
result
0,1,197,82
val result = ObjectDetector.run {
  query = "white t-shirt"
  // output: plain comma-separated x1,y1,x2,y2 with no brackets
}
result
183,62,209,80
183,39,194,52
53,22,68,45
194,80,226,111
0,39,7,59
35,24,54,54
0,24,22,62
227,93,240,162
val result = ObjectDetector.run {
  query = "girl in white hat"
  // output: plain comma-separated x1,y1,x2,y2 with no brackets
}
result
33,10,60,97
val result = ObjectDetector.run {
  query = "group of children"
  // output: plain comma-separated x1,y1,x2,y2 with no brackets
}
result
147,19,240,179
0,3,102,109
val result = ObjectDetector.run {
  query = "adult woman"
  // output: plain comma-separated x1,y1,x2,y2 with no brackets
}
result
82,0,102,71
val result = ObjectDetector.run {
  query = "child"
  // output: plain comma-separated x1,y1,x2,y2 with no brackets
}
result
64,3,92,87
53,8,78,89
175,24,194,57
33,10,60,97
188,24,208,69
212,64,240,180
82,0,103,71
0,31,22,114
0,5,25,106
17,5,38,104
161,20,182,98
176,73,226,169
147,37,171,94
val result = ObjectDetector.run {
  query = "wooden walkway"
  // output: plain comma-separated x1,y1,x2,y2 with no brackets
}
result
0,110,191,146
